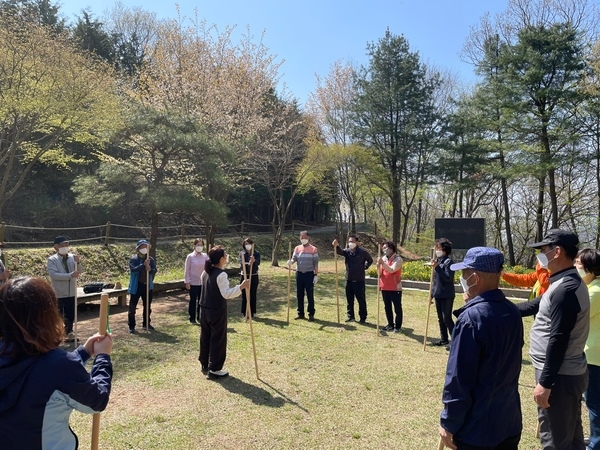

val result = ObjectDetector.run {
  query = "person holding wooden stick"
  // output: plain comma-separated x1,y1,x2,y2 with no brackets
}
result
47,235,82,342
0,277,112,450
239,238,260,319
431,238,455,348
333,236,373,324
184,238,208,324
439,247,523,450
127,239,157,333
199,246,250,380
287,231,319,321
377,241,403,332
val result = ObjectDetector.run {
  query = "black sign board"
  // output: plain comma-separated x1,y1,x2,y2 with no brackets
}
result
435,218,486,250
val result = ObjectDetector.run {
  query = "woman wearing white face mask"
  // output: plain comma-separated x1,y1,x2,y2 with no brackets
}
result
575,248,600,450
184,238,209,324
431,238,455,347
239,238,260,319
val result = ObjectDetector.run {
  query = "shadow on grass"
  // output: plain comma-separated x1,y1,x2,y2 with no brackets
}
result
214,376,287,409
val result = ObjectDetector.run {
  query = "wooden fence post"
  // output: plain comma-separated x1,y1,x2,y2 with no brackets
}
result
104,222,111,246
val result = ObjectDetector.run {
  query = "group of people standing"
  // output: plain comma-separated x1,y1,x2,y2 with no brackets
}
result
439,229,600,450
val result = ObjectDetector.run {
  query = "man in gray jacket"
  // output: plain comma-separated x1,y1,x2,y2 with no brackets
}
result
47,236,82,340
517,229,590,449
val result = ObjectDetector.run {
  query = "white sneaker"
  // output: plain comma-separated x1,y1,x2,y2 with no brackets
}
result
207,369,229,379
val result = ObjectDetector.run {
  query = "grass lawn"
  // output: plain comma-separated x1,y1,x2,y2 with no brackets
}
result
69,260,562,449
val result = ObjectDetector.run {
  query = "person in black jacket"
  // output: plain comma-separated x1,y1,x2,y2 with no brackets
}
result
198,246,249,380
239,238,260,319
332,235,373,324
431,238,456,347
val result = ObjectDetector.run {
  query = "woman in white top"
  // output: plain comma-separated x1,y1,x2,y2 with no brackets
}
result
184,238,209,323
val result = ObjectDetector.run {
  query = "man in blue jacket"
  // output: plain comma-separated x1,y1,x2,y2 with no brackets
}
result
439,247,523,450
128,239,157,333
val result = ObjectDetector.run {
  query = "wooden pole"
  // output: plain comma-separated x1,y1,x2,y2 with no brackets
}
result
376,244,381,336
334,242,340,324
422,248,435,351
286,241,292,324
145,244,151,331
244,244,259,379
438,436,445,450
91,293,109,450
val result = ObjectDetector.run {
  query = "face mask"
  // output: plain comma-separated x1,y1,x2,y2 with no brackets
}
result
536,247,555,268
195,246,203,253
348,242,357,249
577,268,588,278
139,248,148,255
58,247,69,256
460,273,476,294
300,238,309,245
385,248,393,256
435,250,444,258
245,244,252,251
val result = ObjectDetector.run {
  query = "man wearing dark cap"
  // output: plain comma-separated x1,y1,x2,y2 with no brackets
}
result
439,247,523,450
47,236,82,340
127,239,158,333
517,229,590,450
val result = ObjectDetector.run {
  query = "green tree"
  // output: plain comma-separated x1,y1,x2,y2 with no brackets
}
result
0,18,121,222
352,30,440,245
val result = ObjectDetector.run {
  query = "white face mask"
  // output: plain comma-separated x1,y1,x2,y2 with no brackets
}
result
245,244,252,251
195,246,203,253
58,247,69,256
577,268,588,278
435,250,444,258
139,248,148,255
348,242,357,249
459,273,476,294
300,238,309,245
536,247,555,268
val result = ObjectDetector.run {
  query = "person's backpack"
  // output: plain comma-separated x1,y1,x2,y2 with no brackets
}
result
83,282,105,294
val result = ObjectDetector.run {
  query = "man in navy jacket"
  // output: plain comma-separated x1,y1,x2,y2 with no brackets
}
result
439,247,523,449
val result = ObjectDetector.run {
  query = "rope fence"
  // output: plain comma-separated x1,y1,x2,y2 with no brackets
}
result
0,220,334,248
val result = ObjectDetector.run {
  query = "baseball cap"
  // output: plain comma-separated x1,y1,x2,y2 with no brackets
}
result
54,235,69,245
136,239,149,249
528,229,579,250
450,247,504,273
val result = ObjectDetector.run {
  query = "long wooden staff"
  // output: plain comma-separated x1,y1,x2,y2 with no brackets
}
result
286,242,292,324
244,244,259,379
422,248,435,351
376,244,381,336
334,242,340,324
91,293,109,450
145,244,151,331
438,436,445,450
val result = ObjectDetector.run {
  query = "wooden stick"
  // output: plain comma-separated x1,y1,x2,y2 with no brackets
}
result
286,241,292,324
74,282,78,345
376,244,381,336
535,420,540,438
422,248,435,351
334,242,340,324
91,293,109,450
244,244,259,379
145,244,151,331
438,436,445,450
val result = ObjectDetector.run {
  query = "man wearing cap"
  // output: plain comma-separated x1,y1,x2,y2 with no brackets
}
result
439,247,523,450
517,229,589,449
128,239,158,333
47,236,82,340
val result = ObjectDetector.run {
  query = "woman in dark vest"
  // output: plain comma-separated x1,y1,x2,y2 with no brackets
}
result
198,246,249,379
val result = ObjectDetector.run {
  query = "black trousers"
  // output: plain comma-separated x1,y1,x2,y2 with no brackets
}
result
240,275,259,316
454,433,520,450
199,307,228,371
188,285,201,321
382,290,402,329
128,282,153,329
58,296,75,334
435,297,455,341
346,280,367,320
296,271,315,316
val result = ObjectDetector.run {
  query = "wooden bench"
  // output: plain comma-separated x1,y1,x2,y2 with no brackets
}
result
76,281,186,307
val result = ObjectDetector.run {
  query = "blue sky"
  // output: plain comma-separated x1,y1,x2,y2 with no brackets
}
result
58,0,509,105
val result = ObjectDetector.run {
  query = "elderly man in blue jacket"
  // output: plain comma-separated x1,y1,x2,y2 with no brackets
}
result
439,247,523,450
127,239,157,333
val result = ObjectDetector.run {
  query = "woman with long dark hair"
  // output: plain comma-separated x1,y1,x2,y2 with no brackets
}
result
0,277,112,450
199,246,249,379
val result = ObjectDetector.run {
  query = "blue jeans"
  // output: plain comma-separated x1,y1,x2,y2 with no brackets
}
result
587,364,600,449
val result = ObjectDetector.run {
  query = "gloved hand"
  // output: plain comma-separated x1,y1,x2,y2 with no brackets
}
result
313,275,318,285
287,259,294,266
